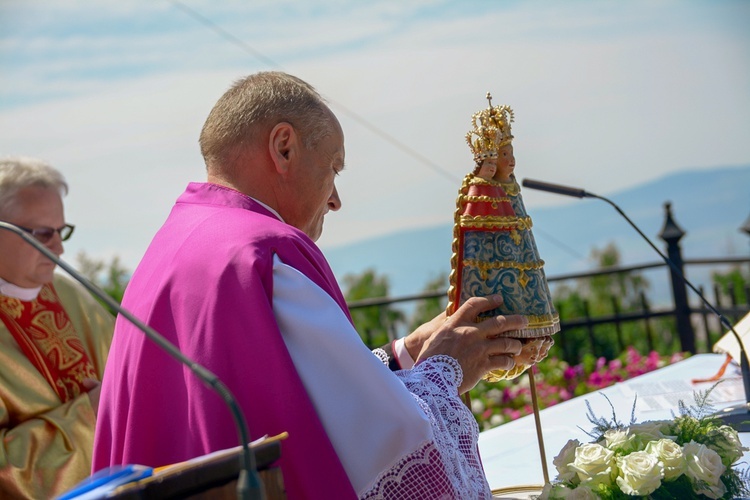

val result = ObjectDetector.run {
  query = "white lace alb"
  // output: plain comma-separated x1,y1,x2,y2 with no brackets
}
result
362,354,492,499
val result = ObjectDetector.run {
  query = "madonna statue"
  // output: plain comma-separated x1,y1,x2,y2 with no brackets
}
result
447,94,559,382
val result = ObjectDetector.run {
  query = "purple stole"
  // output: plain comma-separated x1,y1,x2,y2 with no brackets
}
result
94,182,356,499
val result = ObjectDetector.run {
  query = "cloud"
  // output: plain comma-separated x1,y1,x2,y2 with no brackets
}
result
1,0,749,273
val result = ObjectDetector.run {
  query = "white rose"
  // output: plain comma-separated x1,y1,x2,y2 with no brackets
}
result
471,398,485,414
486,388,503,404
707,425,747,467
570,442,616,487
565,485,597,500
615,451,664,495
630,420,670,441
683,441,727,499
603,428,632,451
489,413,503,427
645,438,687,481
629,420,671,446
539,483,570,499
553,439,581,483
538,483,596,500
539,482,554,499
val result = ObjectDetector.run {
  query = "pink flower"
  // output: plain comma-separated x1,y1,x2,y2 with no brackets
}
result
625,365,641,376
505,408,521,420
564,366,582,380
474,350,692,429
588,372,604,386
502,388,513,404
596,357,607,370
626,347,641,365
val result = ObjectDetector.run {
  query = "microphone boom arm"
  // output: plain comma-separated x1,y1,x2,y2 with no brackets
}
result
521,179,750,422
587,194,750,401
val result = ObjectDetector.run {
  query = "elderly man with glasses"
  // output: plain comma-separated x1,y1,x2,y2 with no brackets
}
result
0,157,114,499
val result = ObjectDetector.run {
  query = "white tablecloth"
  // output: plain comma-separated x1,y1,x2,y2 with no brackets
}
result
478,353,748,492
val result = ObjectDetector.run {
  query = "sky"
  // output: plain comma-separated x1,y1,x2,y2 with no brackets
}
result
1,0,749,274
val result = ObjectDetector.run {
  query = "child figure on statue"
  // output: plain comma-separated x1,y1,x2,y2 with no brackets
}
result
448,94,559,382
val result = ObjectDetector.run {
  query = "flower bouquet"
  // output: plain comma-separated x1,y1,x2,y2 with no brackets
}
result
540,387,750,499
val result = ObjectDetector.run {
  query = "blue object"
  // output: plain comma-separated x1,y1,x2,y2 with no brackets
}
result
56,464,153,500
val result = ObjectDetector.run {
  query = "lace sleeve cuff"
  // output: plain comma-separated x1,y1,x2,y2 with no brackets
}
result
375,354,490,499
372,347,389,365
411,355,463,393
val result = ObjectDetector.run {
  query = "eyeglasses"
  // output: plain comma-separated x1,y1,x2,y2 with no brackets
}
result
16,223,75,243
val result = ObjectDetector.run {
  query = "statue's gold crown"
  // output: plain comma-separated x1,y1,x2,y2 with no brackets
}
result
465,93,514,164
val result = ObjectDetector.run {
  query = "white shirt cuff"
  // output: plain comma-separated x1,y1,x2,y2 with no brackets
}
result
393,338,415,370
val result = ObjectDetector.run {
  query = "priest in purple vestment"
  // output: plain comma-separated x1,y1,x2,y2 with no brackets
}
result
93,71,528,499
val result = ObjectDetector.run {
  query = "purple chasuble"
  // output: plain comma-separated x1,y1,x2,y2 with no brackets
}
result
93,182,356,499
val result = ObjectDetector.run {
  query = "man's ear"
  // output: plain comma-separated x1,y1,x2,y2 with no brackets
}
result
269,122,298,174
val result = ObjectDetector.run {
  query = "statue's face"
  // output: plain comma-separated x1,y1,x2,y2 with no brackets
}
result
495,144,515,181
477,158,497,180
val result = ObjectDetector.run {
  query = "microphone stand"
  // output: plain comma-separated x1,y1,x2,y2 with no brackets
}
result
0,221,264,500
521,179,750,430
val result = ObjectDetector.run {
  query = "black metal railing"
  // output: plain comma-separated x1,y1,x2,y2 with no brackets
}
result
347,204,750,363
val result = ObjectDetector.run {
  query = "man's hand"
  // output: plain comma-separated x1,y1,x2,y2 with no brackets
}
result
416,295,525,394
404,310,447,361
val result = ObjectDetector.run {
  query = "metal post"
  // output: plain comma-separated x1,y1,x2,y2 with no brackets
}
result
658,202,696,353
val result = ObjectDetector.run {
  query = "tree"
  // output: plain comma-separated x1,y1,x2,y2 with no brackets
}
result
712,266,749,303
408,273,448,332
550,242,676,363
586,244,649,310
712,265,749,326
343,269,405,348
75,251,130,312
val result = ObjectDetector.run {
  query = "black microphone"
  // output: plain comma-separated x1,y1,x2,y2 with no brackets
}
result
521,178,595,199
0,221,264,500
522,179,750,430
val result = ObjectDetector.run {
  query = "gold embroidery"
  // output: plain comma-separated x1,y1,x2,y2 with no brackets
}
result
462,258,545,272
38,285,57,302
461,195,511,205
518,269,529,288
0,283,96,403
467,176,504,188
459,215,532,230
499,179,520,196
510,229,521,245
0,296,23,319
68,362,96,385
476,313,560,328
32,311,84,370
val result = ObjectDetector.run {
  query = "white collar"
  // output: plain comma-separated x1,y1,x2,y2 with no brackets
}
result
250,196,285,222
0,276,42,301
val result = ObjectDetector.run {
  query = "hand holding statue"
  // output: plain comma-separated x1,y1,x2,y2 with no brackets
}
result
413,296,525,393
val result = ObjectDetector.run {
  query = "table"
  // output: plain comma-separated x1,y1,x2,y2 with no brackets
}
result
478,353,748,493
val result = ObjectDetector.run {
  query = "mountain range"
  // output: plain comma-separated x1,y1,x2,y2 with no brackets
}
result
323,164,750,305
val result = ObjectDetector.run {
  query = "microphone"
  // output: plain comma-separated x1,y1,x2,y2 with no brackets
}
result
521,179,595,199
521,178,750,430
0,221,264,500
